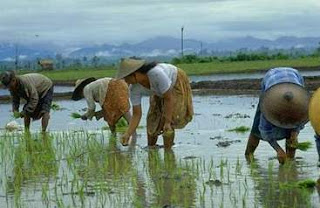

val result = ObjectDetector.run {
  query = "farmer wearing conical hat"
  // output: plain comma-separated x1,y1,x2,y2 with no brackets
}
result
116,58,193,148
245,67,310,164
308,88,320,162
72,77,131,133
0,71,54,132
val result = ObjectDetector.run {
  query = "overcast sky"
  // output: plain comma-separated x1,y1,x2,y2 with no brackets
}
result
1,0,320,46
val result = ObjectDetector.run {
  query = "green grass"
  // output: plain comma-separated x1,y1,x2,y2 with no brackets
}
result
17,57,320,81
179,57,320,75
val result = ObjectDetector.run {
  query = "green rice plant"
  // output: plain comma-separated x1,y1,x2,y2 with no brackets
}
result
227,126,250,133
51,102,61,111
293,141,312,151
280,179,316,189
70,112,82,119
296,179,317,188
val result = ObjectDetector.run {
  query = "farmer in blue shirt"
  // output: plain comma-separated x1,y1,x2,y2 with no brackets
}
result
245,67,310,164
309,88,320,162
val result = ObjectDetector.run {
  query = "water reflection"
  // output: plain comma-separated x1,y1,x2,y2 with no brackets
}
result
249,161,314,207
146,149,197,207
6,132,57,206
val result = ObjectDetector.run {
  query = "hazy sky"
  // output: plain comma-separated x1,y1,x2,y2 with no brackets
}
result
1,0,320,46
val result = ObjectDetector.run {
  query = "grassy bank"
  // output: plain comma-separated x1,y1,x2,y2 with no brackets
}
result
20,57,320,81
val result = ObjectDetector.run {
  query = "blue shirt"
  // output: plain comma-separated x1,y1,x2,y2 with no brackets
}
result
258,67,305,142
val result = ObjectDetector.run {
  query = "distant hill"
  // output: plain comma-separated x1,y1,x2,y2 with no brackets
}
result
0,36,319,61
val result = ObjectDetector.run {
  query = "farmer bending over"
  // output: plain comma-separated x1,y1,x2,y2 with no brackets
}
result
0,71,54,132
116,58,193,148
245,67,310,164
71,77,132,134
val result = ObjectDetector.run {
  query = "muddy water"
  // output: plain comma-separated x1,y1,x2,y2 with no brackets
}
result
0,95,319,207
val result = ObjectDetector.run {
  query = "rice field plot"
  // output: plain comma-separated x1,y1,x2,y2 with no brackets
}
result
0,95,319,207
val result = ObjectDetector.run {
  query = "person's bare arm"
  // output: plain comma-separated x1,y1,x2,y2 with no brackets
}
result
121,105,142,146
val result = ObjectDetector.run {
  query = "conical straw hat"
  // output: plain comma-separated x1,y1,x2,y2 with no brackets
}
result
72,77,96,101
116,58,145,79
309,88,320,135
260,82,310,128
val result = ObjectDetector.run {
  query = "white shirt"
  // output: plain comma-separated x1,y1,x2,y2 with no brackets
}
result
130,63,178,106
83,77,112,119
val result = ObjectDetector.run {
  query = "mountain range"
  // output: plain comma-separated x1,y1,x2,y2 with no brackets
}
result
1,36,319,61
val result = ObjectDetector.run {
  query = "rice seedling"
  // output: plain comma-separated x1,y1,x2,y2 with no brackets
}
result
280,179,316,189
227,126,250,133
293,141,312,151
51,102,63,111
70,112,82,119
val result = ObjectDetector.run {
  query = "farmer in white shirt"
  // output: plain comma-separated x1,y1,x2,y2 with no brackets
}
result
116,58,193,148
72,77,131,133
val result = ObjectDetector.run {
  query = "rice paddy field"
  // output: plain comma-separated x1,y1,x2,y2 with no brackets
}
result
0,95,320,208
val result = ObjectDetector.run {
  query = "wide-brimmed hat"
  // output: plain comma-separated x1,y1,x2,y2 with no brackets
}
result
116,58,145,79
0,71,15,87
260,82,310,129
72,77,96,101
309,88,320,135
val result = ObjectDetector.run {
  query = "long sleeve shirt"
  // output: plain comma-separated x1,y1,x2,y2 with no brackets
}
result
83,77,112,120
10,73,53,113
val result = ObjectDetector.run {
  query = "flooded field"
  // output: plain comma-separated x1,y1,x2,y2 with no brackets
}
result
0,95,319,207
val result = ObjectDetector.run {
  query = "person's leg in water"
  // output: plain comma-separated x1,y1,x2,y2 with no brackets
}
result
24,116,31,131
163,129,175,149
41,112,50,132
285,131,298,159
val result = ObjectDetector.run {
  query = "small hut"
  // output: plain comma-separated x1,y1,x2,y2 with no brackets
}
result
38,59,54,70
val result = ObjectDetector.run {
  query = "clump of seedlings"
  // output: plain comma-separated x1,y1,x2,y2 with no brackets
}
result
70,112,82,119
281,179,317,189
51,102,64,111
293,142,312,151
227,126,250,133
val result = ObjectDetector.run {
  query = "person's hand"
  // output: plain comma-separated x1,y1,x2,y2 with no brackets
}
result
277,149,287,164
19,111,26,118
81,115,88,120
121,133,130,146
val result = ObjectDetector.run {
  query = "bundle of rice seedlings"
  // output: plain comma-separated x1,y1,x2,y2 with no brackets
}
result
116,117,128,128
293,141,312,151
296,179,316,188
70,112,82,119
13,111,20,119
51,103,61,111
227,126,250,133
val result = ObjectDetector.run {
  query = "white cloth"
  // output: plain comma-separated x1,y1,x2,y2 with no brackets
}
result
83,77,112,119
130,63,178,106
